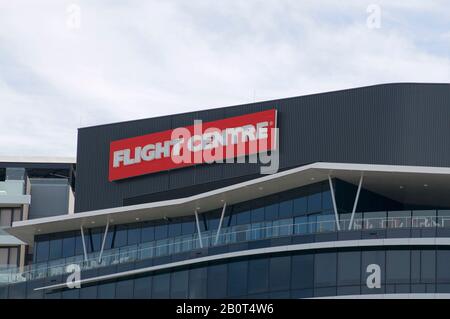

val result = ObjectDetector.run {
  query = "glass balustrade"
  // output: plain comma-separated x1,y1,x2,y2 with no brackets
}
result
1,210,450,285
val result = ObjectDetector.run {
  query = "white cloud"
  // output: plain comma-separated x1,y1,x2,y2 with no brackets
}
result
0,0,448,157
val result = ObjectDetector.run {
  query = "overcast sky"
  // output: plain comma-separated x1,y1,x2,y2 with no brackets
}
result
0,1,449,157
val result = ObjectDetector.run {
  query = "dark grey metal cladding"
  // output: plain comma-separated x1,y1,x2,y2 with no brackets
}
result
74,83,450,212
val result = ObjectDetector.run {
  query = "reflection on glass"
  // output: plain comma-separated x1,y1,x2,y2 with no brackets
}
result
156,239,169,256
438,210,450,227
181,235,193,252
339,213,351,230
412,210,436,228
339,213,363,230
294,216,308,234
316,214,335,233
363,211,387,229
387,211,411,229
6,209,450,286
278,219,293,236
250,223,264,241
308,214,317,233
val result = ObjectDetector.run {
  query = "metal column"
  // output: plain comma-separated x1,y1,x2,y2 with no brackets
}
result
328,175,341,231
194,210,203,248
80,224,88,262
214,202,227,245
348,173,364,230
98,218,110,264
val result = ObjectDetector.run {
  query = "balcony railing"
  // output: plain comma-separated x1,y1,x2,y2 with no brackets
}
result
0,180,25,196
1,212,450,286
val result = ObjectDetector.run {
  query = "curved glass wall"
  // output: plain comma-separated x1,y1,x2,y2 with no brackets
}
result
3,247,450,299
1,209,450,285
1,180,448,288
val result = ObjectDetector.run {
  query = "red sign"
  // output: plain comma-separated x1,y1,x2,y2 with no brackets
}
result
109,109,277,181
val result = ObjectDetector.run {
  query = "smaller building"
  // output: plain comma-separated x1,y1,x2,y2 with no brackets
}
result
0,157,75,271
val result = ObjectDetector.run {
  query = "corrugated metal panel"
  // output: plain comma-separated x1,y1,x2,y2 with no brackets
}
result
75,83,450,212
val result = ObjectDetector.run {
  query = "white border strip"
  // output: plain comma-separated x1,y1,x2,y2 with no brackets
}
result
0,156,75,164
312,293,450,299
13,162,450,229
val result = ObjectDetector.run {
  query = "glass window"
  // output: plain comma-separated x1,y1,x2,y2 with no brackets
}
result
248,258,269,294
133,275,152,298
338,251,361,286
386,250,410,284
273,218,293,237
251,207,265,223
115,279,134,299
0,209,12,227
200,214,208,232
314,252,337,287
80,285,98,299
308,193,322,212
316,213,336,233
36,240,49,263
114,225,128,248
249,222,264,241
97,282,116,299
322,190,333,210
154,224,168,240
340,212,363,230
264,204,279,221
155,239,169,256
387,211,411,229
293,197,307,216
292,254,314,290
363,211,386,230
189,266,207,299
181,219,195,235
61,287,79,299
74,233,84,256
104,229,114,250
438,210,450,227
207,216,220,231
411,250,420,284
90,229,102,252
207,263,227,299
228,212,237,227
294,216,308,235
227,260,248,297
62,234,76,258
152,272,170,299
421,250,436,283
168,222,182,237
279,200,293,218
141,223,155,242
171,270,189,298
236,210,251,225
307,214,318,233
128,225,141,245
437,250,450,283
49,237,62,260
270,255,291,291
412,210,436,228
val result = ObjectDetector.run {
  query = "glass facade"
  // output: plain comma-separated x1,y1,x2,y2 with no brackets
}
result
3,247,450,299
2,178,450,298
33,181,335,264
